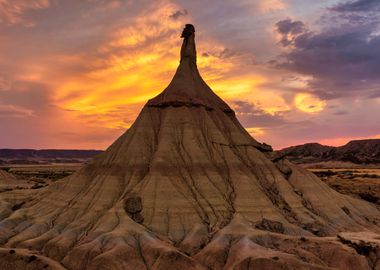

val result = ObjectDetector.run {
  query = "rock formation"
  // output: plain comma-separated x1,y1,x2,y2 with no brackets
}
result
0,169,17,192
0,149,103,165
0,169,14,179
278,139,380,165
1,24,380,270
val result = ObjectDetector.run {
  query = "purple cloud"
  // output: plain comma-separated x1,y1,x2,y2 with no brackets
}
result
169,9,188,20
274,12,380,99
275,19,306,46
232,100,286,128
331,0,380,12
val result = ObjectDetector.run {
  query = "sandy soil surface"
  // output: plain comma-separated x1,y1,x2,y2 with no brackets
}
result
0,164,82,191
310,168,380,205
4,163,380,207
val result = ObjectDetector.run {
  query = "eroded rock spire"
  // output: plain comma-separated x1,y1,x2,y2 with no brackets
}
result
180,24,196,64
147,24,235,114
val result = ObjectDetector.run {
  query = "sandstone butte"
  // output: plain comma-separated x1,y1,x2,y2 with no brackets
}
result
1,24,380,270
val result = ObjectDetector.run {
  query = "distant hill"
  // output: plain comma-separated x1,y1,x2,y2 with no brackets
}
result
0,149,104,165
277,139,380,165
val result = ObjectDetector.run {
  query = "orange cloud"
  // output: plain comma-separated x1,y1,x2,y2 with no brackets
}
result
47,2,286,133
0,104,33,117
257,0,285,12
47,3,185,129
0,0,50,26
2,0,378,151
294,92,326,113
246,127,265,136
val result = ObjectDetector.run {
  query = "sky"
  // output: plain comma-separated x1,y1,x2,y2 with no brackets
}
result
0,0,380,150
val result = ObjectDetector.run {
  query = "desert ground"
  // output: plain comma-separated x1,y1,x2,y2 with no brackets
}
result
0,164,82,192
310,168,380,205
2,162,380,269
3,164,380,206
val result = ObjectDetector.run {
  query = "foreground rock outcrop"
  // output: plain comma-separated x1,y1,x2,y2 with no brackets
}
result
1,24,380,270
0,169,18,192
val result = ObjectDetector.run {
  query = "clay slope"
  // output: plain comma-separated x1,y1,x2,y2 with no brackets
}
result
0,169,15,180
278,139,380,165
0,169,17,191
1,24,380,270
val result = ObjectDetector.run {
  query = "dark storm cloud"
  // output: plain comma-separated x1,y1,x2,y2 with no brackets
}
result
275,19,305,46
276,19,305,35
331,0,380,12
327,0,380,26
169,9,188,20
274,7,380,99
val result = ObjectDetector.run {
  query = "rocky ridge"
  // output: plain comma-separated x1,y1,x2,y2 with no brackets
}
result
278,139,380,165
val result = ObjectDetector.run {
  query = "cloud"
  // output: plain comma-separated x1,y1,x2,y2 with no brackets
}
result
0,0,51,26
231,100,286,128
331,0,380,12
257,0,285,12
202,48,237,59
0,104,33,117
0,80,52,113
276,19,305,35
169,9,188,20
275,19,306,46
45,1,217,137
274,15,380,99
1,0,379,150
293,93,325,113
0,76,11,91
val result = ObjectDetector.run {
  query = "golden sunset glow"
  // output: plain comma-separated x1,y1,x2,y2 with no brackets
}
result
257,0,286,12
246,127,265,136
294,93,326,113
51,4,185,131
2,0,378,151
47,3,277,134
319,134,380,147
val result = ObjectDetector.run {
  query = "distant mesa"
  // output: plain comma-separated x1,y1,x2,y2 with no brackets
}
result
277,139,380,166
0,149,103,165
1,25,380,270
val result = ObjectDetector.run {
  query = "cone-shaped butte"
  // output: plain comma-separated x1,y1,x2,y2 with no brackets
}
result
1,25,380,270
